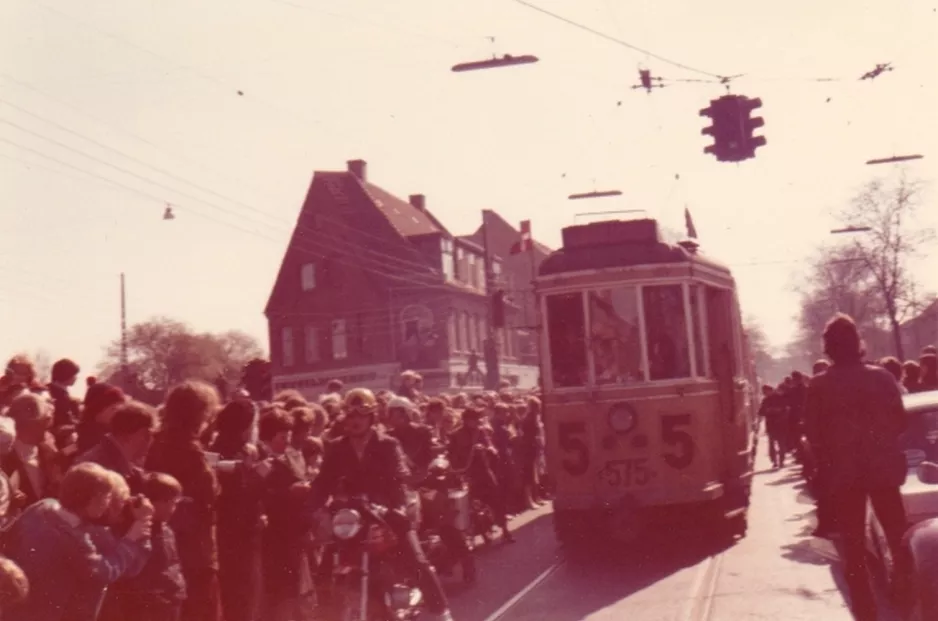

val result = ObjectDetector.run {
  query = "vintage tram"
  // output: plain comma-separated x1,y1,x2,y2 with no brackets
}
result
536,218,759,544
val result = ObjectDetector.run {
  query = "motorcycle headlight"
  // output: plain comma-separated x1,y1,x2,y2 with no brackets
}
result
332,508,363,540
608,403,637,434
430,456,450,471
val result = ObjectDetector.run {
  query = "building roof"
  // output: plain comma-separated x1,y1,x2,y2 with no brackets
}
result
463,210,552,258
362,182,445,238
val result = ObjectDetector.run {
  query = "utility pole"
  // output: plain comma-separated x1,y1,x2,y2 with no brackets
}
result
120,272,129,392
481,210,501,390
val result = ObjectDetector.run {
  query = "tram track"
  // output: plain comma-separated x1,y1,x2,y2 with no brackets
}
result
677,551,725,621
480,560,566,621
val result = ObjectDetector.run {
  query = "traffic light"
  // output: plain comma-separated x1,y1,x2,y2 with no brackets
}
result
739,97,766,158
699,94,766,162
491,289,506,328
700,95,740,161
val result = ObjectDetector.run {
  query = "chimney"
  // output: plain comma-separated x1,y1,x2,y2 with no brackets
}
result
347,159,367,181
409,194,426,211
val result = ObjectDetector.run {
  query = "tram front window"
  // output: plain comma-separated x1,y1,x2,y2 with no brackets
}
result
642,285,692,380
546,293,588,388
588,287,645,384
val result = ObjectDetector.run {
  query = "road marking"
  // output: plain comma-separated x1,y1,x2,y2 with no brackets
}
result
678,552,724,621
482,560,565,621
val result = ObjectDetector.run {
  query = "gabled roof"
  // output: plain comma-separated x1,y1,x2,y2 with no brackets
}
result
464,210,552,258
362,182,445,238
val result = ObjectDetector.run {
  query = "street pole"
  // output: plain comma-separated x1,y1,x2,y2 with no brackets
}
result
120,272,129,392
482,210,500,390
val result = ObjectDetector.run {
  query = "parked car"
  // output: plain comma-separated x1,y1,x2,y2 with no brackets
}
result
866,390,938,614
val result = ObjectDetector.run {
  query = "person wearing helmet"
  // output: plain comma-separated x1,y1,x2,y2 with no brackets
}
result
387,396,434,478
310,388,454,621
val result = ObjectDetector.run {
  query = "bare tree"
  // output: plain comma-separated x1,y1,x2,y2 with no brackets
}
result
98,317,264,394
793,174,934,362
836,174,934,360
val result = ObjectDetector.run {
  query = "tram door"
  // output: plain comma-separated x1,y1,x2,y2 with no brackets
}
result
706,287,742,480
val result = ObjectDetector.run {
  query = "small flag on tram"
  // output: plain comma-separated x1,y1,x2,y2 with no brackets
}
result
684,207,698,239
510,220,533,254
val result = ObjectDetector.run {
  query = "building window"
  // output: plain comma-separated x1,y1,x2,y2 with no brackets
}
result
332,319,348,360
458,312,468,352
447,313,457,353
468,314,477,353
441,238,455,282
475,256,485,290
281,326,295,368
304,325,320,364
466,254,475,287
301,263,316,291
474,315,484,352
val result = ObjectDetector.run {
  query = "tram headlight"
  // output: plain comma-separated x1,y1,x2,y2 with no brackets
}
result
608,403,637,434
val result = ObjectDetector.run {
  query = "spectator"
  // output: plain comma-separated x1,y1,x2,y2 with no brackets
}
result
804,314,910,621
210,400,265,621
47,358,80,429
880,357,905,392
77,382,126,454
0,556,29,613
920,353,938,391
325,379,343,395
121,473,188,621
1,393,58,512
145,381,223,621
258,409,314,621
2,462,152,621
77,401,156,495
902,360,922,393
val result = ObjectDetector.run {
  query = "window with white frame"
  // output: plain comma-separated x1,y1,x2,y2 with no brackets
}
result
466,254,476,287
441,238,455,282
300,263,316,291
331,319,348,360
304,325,320,364
447,313,457,353
281,326,295,367
476,256,485,290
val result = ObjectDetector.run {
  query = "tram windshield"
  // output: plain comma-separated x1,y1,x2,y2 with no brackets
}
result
545,283,707,388
545,293,588,387
642,285,692,380
587,287,645,384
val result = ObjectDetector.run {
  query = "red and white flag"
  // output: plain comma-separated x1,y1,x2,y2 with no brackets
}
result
510,220,533,254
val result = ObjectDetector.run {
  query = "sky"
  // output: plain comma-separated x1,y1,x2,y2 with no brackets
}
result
1,0,936,381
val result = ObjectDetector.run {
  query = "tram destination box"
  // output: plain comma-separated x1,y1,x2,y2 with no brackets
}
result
562,219,660,249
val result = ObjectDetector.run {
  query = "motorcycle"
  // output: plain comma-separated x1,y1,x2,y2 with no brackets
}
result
322,496,424,621
418,454,476,583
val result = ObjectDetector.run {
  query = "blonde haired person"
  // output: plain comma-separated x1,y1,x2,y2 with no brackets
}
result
2,462,152,621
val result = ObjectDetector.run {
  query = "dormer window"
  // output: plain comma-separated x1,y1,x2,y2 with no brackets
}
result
301,263,316,291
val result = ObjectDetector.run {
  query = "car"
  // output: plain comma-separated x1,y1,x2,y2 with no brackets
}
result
866,390,938,608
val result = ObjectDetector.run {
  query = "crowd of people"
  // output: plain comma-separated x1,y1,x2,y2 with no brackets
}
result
0,355,548,621
758,316,938,621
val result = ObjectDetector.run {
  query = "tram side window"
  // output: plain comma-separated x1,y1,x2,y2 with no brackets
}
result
546,293,588,388
588,287,645,384
642,285,692,380
689,285,708,377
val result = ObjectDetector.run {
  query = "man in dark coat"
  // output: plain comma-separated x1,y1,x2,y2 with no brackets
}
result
310,388,453,621
47,358,81,429
76,401,155,494
805,314,910,621
386,396,435,480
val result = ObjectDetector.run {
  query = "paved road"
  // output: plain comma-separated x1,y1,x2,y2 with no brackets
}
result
445,451,901,621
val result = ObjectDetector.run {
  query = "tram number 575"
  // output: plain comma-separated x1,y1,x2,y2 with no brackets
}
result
661,414,695,470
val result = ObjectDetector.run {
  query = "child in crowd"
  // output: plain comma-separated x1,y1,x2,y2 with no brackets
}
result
121,473,187,621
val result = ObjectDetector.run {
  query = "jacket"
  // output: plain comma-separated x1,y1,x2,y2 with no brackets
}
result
311,431,410,512
805,361,908,491
2,499,149,621
75,435,145,495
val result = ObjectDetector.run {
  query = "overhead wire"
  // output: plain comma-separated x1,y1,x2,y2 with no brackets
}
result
511,0,734,81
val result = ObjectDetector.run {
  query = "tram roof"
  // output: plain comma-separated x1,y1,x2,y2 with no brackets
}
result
538,218,731,277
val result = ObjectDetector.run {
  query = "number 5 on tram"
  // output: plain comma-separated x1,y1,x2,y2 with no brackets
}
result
536,218,759,545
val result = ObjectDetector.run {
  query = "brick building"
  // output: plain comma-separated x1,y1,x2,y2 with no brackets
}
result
264,160,543,400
